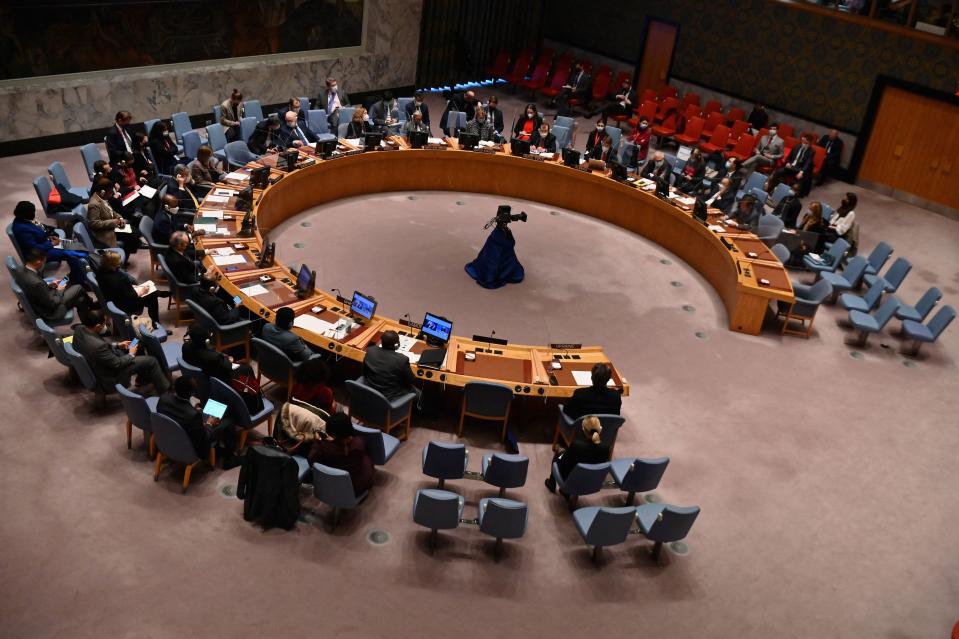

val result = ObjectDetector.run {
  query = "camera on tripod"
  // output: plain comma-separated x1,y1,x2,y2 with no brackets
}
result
484,204,528,229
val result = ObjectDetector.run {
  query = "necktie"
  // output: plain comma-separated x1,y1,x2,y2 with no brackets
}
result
295,126,306,143
121,126,132,153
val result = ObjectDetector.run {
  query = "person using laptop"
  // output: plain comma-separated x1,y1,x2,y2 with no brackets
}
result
361,330,419,402
157,376,242,469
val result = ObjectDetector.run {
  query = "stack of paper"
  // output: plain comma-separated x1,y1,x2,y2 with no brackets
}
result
194,223,220,234
213,247,235,256
212,188,237,197
198,209,223,219
294,314,335,334
204,194,230,204
138,185,157,198
427,137,446,145
571,370,614,386
212,254,247,266
224,172,249,181
240,284,269,296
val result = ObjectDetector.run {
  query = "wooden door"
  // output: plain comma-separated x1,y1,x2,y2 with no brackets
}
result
860,87,959,210
636,19,677,92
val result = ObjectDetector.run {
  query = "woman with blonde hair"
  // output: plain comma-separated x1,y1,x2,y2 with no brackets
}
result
96,250,165,324
345,107,371,138
545,415,611,496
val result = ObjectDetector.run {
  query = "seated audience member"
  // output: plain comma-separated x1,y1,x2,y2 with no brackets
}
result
550,60,590,115
747,103,769,133
97,250,164,325
725,194,762,231
192,276,242,326
676,148,707,193
606,76,636,119
362,330,418,402
72,309,170,393
309,412,374,496
742,123,784,177
563,363,622,419
13,248,96,323
247,115,282,155
157,376,241,468
262,307,314,362
405,91,431,129
824,192,857,245
88,178,138,255
148,120,179,176
165,231,205,284
403,109,430,138
584,117,610,158
718,156,748,192
640,151,673,181
370,91,400,132
817,129,843,184
109,152,145,221
624,116,651,168
219,89,246,142
796,202,828,256
512,104,542,142
595,135,617,164
485,96,505,139
131,132,158,182
529,121,557,154
281,97,308,124
771,133,815,196
545,415,610,495
291,356,335,414
465,106,496,141
279,109,317,148
345,107,371,139
152,194,194,247
181,322,254,383
189,145,221,189
705,178,737,215
105,111,135,164
168,164,201,215
11,201,88,283
317,77,350,130
772,184,803,228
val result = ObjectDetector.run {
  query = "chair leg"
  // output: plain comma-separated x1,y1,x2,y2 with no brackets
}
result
404,412,411,441
238,429,249,450
499,487,506,498
494,537,503,561
457,403,465,436
437,478,445,490
209,446,216,467
267,415,274,437
126,419,133,449
650,540,664,561
428,529,437,552
182,461,197,494
591,545,601,563
149,433,156,458
625,490,636,506
153,452,164,480
330,507,340,532
551,420,562,451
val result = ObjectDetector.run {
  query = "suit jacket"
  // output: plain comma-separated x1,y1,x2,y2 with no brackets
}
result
193,288,242,326
640,158,673,181
278,121,318,147
563,386,622,420
755,134,784,160
105,124,134,164
181,339,233,382
708,189,737,215
72,325,135,386
189,159,220,186
362,345,416,401
166,183,199,212
568,69,591,95
785,144,815,174
818,135,843,164
465,118,496,141
98,268,144,316
247,121,276,155
165,248,200,285
261,323,313,362
369,100,399,128
774,195,802,228
316,88,351,114
219,99,245,127
676,160,706,192
529,131,557,153
556,439,611,480
156,394,209,458
731,201,762,231
584,129,609,157
405,101,431,127
13,265,71,321
345,121,371,139
12,219,56,254
86,193,122,248
485,107,504,134
152,208,188,246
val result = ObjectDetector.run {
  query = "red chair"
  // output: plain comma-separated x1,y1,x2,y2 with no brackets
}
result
505,49,533,86
811,145,827,178
699,125,730,154
726,120,749,147
725,133,755,161
783,135,798,150
535,47,554,67
520,61,551,95
627,100,658,128
651,110,681,141
640,88,658,105
658,85,678,100
610,70,631,93
725,106,745,123
679,103,702,128
703,100,722,115
574,65,611,110
778,123,795,138
682,92,701,107
700,112,725,139
674,116,705,146
486,51,510,80
654,97,680,124
540,64,571,100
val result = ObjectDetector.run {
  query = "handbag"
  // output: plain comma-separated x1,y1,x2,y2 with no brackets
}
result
130,314,155,337
231,373,265,414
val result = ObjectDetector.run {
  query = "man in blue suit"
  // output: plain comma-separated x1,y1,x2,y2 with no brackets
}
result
405,92,431,130
10,201,88,283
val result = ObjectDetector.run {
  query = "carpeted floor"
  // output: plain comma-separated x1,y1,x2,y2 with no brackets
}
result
0,87,957,639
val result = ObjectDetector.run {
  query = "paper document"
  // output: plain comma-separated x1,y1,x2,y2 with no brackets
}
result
224,172,249,181
708,225,726,232
427,137,446,145
135,280,157,297
199,209,223,219
344,138,362,146
240,284,269,296
571,370,614,387
293,314,334,334
539,152,555,159
213,247,235,256
121,191,140,206
212,188,237,196
138,185,157,199
807,253,823,262
212,254,246,266
204,194,230,204
400,351,421,364
194,223,220,234
397,335,418,352
117,224,133,234
478,140,495,148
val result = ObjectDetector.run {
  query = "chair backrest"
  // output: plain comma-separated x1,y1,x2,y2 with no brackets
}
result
883,257,912,289
116,384,154,432
412,489,462,530
484,453,529,488
7,224,25,263
63,341,99,391
726,106,746,122
707,124,731,146
339,106,356,125
912,287,943,320
873,296,901,328
351,423,389,464
841,256,869,286
212,104,222,123
926,305,956,338
177,357,210,403
825,238,850,264
805,278,834,304
583,506,637,546
638,100,657,122
205,123,228,151
479,498,528,539
151,412,200,464
72,221,95,251
5,255,18,277
157,253,185,294
171,111,192,143
138,215,166,252
865,241,893,273
345,379,390,424
209,376,252,428
243,99,264,122
547,65,571,91
337,122,350,138
821,203,834,223
463,381,513,418
106,301,135,341
225,140,256,168
682,92,700,106
239,116,258,143
749,187,768,205
85,271,106,306
252,337,297,384
35,318,73,368
741,171,766,195
757,213,784,238
591,67,612,100
563,462,611,495
182,130,202,161
311,463,359,507
80,143,102,181
143,118,160,138
703,99,722,114
770,182,793,206
33,176,52,215
47,161,73,189
731,133,755,157
554,115,575,132
642,505,701,543
397,97,414,121
552,125,571,150
702,112,724,133
728,119,749,141
308,109,330,135
422,441,467,478
858,282,885,311
770,243,790,263
605,125,622,148
10,279,38,322
620,456,670,493
139,327,172,377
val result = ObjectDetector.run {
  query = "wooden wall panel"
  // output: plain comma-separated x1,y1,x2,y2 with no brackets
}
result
636,20,677,92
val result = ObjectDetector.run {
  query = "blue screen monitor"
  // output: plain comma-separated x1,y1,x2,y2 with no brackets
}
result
350,291,376,320
296,263,313,293
421,313,453,344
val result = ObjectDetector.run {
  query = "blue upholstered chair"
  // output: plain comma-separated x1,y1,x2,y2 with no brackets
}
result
481,453,529,497
48,161,90,202
553,409,626,455
412,488,465,550
185,299,252,360
80,143,102,181
478,498,528,557
116,383,159,453
205,124,228,161
862,241,893,276
157,254,198,326
457,381,513,440
242,99,264,122
251,337,301,400
820,255,869,300
839,281,885,314
11,280,74,329
306,109,337,143
847,296,900,346
171,111,192,145
338,106,356,125
756,213,784,244
209,377,275,448
35,318,73,369
770,242,790,264
106,301,136,341
224,140,259,169
138,215,168,273
311,462,369,531
610,456,670,505
181,130,202,162
748,187,768,205
422,441,468,489
72,222,125,264
901,305,955,357
863,256,911,294
63,341,103,398
572,505,637,563
777,278,833,337
139,324,179,379
151,412,214,494
551,462,611,507
769,182,793,208
552,124,571,150
636,503,701,561
894,287,942,324
239,116,258,144
396,97,414,121
736,172,766,200
605,124,622,148
803,238,849,278
345,377,415,441
351,422,401,465
34,175,83,226
176,357,210,403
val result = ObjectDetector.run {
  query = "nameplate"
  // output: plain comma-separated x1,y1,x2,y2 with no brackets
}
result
549,343,583,350
399,318,423,330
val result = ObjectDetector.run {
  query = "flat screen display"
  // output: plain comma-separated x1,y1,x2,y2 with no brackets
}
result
422,313,452,344
350,291,376,320
296,264,313,293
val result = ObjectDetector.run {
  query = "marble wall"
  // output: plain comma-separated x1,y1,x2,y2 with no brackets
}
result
0,0,422,143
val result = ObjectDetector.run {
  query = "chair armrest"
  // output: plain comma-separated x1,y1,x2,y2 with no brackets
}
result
389,391,417,413
217,319,254,344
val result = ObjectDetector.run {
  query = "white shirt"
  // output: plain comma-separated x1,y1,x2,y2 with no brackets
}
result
328,90,341,111
832,210,855,236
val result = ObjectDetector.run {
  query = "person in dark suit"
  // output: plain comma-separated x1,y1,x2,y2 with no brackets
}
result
772,186,803,228
11,201,88,283
278,110,317,148
562,363,622,420
405,92,431,129
148,120,179,176
72,309,170,393
512,104,542,142
316,77,351,130
193,276,242,326
705,177,737,215
181,323,255,383
817,129,843,184
165,231,204,285
726,195,762,232
771,133,816,196
605,76,636,118
309,412,374,496
747,103,769,133
529,122,557,154
131,131,159,184
247,115,282,155
369,91,400,133
280,97,308,125
13,248,95,323
485,96,504,139
157,376,240,468
152,194,194,247
105,111,135,164
461,90,479,122
675,148,707,193
167,165,202,210
640,151,673,181
361,330,418,401
545,415,611,494
261,307,314,362
97,250,163,324
550,61,591,115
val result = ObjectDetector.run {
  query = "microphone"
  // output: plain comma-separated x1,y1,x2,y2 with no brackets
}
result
485,329,496,353
331,287,347,305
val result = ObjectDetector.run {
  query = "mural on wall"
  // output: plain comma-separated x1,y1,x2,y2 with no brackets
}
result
0,0,365,81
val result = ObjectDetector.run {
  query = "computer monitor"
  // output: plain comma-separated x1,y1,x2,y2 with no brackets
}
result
562,148,581,167
350,291,377,321
280,150,299,172
510,138,530,156
610,161,628,181
421,312,453,345
296,263,314,296
363,132,383,151
458,132,480,150
655,176,670,199
249,166,270,189
319,139,338,158
693,197,708,224
409,131,428,149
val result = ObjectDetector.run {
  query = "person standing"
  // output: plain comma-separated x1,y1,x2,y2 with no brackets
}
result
220,89,246,142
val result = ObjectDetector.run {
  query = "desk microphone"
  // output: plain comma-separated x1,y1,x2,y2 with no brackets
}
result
485,329,496,353
331,287,348,305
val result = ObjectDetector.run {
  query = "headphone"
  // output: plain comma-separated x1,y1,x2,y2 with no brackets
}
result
186,328,213,349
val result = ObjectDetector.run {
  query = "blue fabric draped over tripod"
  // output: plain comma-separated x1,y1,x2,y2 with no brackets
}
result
464,226,524,289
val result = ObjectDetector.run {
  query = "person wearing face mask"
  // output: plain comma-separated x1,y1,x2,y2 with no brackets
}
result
771,133,815,196
247,115,283,156
624,116,651,167
169,164,202,209
72,309,170,395
485,96,505,139
512,104,542,142
96,250,165,325
403,109,430,140
317,77,351,131
465,106,496,141
824,192,857,245
88,177,135,254
584,117,610,158
675,148,707,194
345,107,372,139
219,89,246,143
530,122,557,154
742,123,784,178
192,275,243,326
105,111,135,164
550,61,591,116
152,194,193,247
370,91,400,134
404,91,431,129
165,231,206,285
772,184,803,228
189,145,222,189
705,178,737,215
725,194,762,232
640,151,673,181
279,109,318,148
606,77,636,119
148,120,178,176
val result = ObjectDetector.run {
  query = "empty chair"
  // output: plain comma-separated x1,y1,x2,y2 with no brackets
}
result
177,357,210,403
839,281,885,314
157,254,199,326
863,257,911,294
204,124,228,161
239,116,258,144
47,161,89,202
605,125,622,149
34,175,81,226
756,213,784,244
412,488,464,550
700,112,725,139
725,133,756,163
151,412,214,494
777,278,833,337
895,287,942,324
635,503,701,561
138,215,167,272
901,305,955,356
552,125,571,150
345,377,415,441
803,238,849,278
486,50,510,80
35,318,73,369
242,99,264,122
674,116,705,146
481,452,529,497
116,384,159,453
338,106,356,125
106,301,136,341
699,124,730,154
847,296,900,346
862,241,893,276
171,111,192,144
820,255,869,299
209,377,275,449
769,182,793,207
457,381,513,440
421,441,468,489
185,299,252,359
252,337,300,400
80,143,102,181
609,456,670,505
736,171,766,200
351,422,401,465
139,324,179,379
224,140,259,169
572,506,637,563
477,498,528,558
306,109,337,142
770,242,791,264
311,462,369,531
181,130,202,162
553,411,626,455
749,187,769,205
551,462,611,507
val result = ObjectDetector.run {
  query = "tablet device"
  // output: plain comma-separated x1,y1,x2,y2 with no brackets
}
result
202,398,228,419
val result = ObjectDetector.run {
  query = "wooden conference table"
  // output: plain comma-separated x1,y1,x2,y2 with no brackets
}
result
195,138,793,399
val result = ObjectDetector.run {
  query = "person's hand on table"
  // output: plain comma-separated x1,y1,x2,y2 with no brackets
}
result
50,236,61,246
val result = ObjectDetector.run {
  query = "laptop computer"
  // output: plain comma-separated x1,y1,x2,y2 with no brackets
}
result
416,348,447,369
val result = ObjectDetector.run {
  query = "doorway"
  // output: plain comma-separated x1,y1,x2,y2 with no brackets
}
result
636,18,678,92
